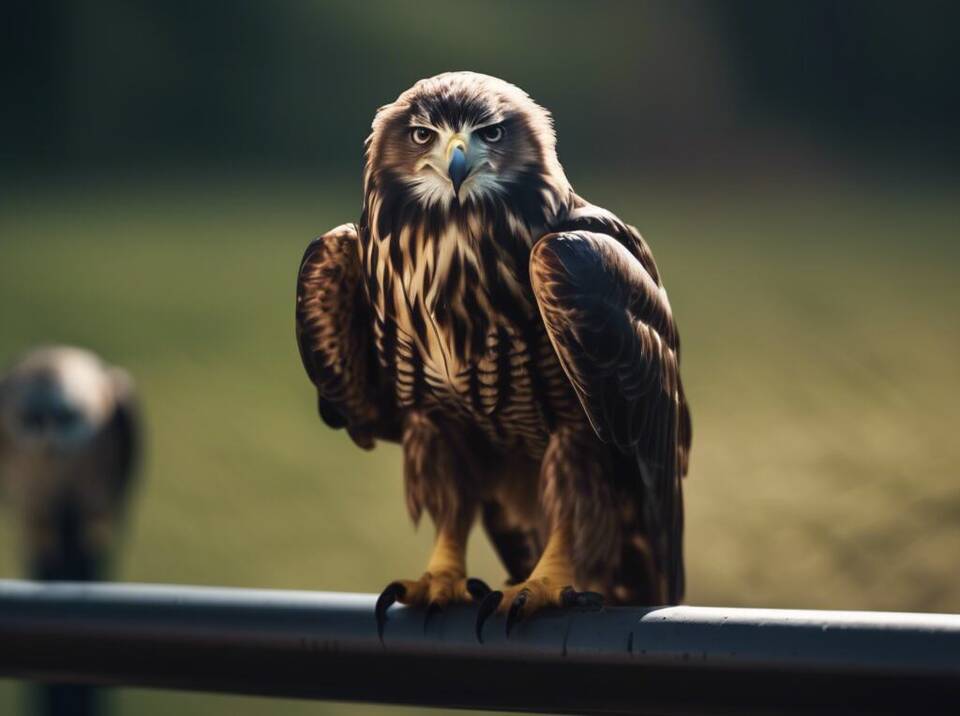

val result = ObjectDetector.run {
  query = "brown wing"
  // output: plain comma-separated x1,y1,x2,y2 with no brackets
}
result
296,224,399,448
530,219,691,604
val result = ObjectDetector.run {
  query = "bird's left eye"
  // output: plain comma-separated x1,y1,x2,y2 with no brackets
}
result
478,125,504,143
411,127,434,145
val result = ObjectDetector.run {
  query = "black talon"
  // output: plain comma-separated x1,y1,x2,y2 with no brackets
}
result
466,578,491,600
505,589,529,637
424,600,443,632
475,590,503,643
375,582,406,642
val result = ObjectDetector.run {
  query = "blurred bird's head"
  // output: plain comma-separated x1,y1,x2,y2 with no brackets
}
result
0,347,119,454
365,72,570,212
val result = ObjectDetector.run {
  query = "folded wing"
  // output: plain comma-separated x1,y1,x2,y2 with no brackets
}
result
296,224,398,448
530,228,690,602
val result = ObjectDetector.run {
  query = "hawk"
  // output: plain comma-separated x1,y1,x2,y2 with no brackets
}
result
0,346,140,581
296,72,691,639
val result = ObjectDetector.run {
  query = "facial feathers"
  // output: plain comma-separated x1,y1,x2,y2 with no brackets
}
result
365,72,569,214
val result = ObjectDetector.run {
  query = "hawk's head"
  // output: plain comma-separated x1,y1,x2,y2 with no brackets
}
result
0,347,119,454
365,72,570,214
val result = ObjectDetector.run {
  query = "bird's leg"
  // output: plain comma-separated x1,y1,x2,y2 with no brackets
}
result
375,510,490,639
474,523,602,640
389,520,481,606
376,412,493,639
475,425,609,640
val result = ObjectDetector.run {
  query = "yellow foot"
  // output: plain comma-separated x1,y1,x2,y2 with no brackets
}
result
375,571,490,640
474,579,603,642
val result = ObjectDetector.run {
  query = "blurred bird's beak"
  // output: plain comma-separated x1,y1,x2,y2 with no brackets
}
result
447,137,468,196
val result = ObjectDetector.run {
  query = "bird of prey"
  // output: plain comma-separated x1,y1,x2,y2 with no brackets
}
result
296,72,691,639
0,346,140,581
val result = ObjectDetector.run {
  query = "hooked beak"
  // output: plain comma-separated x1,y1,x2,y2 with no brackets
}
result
447,141,468,197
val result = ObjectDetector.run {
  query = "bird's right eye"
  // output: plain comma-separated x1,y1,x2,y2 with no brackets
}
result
411,127,434,145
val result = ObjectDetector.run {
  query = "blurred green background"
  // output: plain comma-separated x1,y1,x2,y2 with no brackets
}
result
1,1,959,714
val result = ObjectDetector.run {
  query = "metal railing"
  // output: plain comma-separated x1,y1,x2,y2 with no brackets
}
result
1,579,959,715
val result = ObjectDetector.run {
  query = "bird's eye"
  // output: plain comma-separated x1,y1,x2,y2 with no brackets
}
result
479,125,504,143
410,127,434,145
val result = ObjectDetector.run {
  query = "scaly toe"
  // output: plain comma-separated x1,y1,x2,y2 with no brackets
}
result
482,579,604,639
377,572,491,641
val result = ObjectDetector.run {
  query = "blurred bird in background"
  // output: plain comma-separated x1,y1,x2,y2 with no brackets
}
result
0,346,141,582
0,346,141,716
297,72,690,640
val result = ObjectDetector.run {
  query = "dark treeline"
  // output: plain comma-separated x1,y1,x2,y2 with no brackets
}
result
2,0,958,174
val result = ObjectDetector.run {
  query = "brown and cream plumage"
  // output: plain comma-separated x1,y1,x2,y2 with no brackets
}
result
0,346,140,581
296,72,691,638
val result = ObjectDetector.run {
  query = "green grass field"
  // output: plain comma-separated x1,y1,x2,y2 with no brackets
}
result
1,171,958,714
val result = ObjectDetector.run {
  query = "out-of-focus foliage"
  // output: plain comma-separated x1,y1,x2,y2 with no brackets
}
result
3,1,958,174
